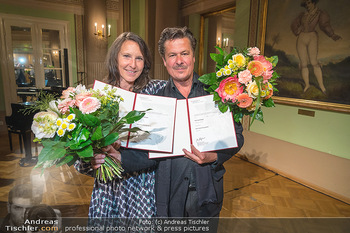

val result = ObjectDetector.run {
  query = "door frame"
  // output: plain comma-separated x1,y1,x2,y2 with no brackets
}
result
0,14,71,115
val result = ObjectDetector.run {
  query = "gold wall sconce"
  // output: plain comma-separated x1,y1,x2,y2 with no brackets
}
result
94,23,111,37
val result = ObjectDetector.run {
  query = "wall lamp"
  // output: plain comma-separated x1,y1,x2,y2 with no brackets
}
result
94,23,111,37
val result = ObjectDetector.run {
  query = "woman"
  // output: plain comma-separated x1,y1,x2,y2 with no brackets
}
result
291,0,341,93
75,32,166,218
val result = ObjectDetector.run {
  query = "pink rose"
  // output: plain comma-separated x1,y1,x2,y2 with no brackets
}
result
247,47,260,57
58,98,76,114
262,70,273,83
79,97,101,114
254,55,272,72
61,87,76,99
215,76,244,102
75,92,93,107
238,69,252,85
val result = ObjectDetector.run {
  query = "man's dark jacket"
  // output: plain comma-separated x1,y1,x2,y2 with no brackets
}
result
153,73,244,217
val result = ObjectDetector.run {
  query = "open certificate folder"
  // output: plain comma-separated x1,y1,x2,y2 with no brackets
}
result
149,95,238,158
93,80,177,153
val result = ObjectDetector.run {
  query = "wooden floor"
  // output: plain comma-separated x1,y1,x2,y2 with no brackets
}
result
1,132,350,220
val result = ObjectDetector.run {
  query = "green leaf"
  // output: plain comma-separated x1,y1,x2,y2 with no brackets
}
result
218,102,228,113
37,146,66,165
122,110,146,124
41,138,61,148
78,128,90,143
91,125,103,141
263,98,275,107
56,155,75,167
213,92,221,102
270,55,279,67
82,114,101,127
69,139,93,150
101,122,113,136
101,132,119,147
120,127,146,133
67,154,79,166
77,145,94,158
215,46,224,55
198,73,217,85
73,108,101,127
210,53,223,66
233,112,243,123
253,109,264,123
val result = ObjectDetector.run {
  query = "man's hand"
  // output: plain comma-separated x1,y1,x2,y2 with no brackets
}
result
183,144,217,165
91,140,122,169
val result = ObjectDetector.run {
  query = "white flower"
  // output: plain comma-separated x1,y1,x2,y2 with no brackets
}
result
57,128,66,137
31,111,59,139
75,84,87,95
216,70,223,78
61,121,68,130
224,69,232,76
48,100,60,114
66,114,76,122
56,118,63,127
67,123,76,131
246,81,259,98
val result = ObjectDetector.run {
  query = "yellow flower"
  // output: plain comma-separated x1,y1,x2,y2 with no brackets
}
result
56,118,63,127
228,63,235,70
66,114,76,122
57,128,65,137
61,122,68,130
232,53,246,67
224,69,232,76
216,70,223,77
67,123,76,131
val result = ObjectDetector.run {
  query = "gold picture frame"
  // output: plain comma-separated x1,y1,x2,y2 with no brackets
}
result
258,0,350,113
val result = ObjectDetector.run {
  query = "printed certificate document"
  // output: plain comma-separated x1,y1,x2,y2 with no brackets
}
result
149,95,238,158
93,80,176,152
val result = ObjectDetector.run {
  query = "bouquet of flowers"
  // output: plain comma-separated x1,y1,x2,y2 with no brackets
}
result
29,84,146,182
199,46,279,126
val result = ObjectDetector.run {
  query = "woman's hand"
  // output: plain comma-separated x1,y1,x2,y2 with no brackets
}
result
91,140,122,169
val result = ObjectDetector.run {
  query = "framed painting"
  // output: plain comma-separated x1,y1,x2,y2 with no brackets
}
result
259,0,350,113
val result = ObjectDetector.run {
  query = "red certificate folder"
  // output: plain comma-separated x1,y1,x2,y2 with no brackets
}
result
149,95,238,158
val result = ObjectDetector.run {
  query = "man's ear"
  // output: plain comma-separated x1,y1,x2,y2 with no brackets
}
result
162,57,167,67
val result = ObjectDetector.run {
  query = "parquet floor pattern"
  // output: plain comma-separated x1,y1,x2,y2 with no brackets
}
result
1,133,350,220
221,157,350,217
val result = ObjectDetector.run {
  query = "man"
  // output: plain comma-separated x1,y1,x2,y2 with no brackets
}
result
155,27,244,217
0,184,61,233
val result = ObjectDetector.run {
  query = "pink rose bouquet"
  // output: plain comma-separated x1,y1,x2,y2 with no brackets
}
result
29,84,146,182
199,46,279,126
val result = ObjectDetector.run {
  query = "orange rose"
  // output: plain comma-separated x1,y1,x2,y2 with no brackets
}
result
236,93,253,108
247,60,264,77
